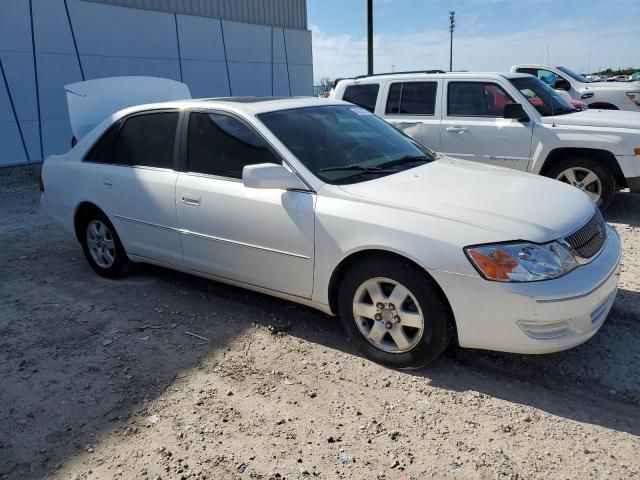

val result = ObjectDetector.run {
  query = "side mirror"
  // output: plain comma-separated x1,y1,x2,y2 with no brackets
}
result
555,78,571,91
503,103,529,121
242,163,308,191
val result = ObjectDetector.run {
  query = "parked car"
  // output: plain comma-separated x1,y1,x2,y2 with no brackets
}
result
331,71,640,209
510,64,640,111
41,79,621,368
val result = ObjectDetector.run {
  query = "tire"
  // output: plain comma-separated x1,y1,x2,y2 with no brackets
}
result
79,209,130,278
546,156,615,210
337,256,454,369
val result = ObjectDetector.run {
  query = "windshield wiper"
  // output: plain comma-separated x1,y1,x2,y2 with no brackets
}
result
378,155,431,169
319,164,397,173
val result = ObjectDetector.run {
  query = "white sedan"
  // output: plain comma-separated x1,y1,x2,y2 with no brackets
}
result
41,90,621,368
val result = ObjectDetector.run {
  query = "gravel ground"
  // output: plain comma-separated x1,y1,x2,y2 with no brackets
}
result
1,176,639,480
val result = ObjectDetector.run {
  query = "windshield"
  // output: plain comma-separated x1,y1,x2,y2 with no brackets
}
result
556,66,589,84
509,76,577,117
258,105,434,185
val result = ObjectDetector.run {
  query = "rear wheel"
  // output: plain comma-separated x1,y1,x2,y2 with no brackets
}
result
79,210,130,278
337,256,454,369
546,157,615,210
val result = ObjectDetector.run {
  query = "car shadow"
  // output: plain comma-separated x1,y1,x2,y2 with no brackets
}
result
606,191,640,228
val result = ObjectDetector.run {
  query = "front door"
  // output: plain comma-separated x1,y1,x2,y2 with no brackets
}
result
440,80,533,171
175,111,315,298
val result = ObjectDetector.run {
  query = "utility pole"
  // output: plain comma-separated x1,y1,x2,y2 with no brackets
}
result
448,11,455,72
367,0,373,75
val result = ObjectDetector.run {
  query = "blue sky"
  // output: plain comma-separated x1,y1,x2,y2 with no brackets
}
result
307,0,639,82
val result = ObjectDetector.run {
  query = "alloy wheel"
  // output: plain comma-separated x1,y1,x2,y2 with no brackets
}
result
352,277,425,353
556,166,602,204
86,220,116,268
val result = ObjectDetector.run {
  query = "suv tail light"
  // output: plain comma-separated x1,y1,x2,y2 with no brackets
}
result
39,171,44,192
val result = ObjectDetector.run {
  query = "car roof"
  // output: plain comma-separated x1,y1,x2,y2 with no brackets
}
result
337,71,530,84
115,96,348,117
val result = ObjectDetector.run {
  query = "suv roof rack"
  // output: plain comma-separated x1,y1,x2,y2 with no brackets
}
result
354,70,446,79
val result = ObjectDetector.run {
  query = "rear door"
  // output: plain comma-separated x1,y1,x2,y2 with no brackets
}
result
439,80,533,171
175,111,315,298
378,80,442,151
91,110,183,266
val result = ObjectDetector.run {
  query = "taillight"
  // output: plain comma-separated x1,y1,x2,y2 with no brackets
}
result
39,171,44,192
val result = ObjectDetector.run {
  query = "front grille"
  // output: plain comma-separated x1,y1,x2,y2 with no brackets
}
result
564,209,607,259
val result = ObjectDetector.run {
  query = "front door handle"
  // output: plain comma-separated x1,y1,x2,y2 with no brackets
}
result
102,180,113,188
181,194,201,206
446,126,467,133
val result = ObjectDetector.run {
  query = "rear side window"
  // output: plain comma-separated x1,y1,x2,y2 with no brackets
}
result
447,82,515,117
385,82,437,115
187,113,279,179
111,112,179,168
342,84,380,113
84,121,121,163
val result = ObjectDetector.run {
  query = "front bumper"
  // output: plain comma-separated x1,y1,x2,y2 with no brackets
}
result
432,225,622,354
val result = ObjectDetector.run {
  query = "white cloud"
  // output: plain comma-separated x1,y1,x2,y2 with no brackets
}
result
311,23,637,82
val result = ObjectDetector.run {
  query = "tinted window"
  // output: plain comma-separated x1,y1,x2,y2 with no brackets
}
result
516,68,563,89
187,113,278,178
84,121,121,163
447,82,515,117
385,82,437,115
111,112,178,168
342,84,380,113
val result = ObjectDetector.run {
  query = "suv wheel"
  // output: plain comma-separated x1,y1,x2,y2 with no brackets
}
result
79,210,130,278
337,256,454,369
547,157,615,210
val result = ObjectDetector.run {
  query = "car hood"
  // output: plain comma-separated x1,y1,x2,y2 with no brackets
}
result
584,81,638,90
540,109,640,129
338,157,595,243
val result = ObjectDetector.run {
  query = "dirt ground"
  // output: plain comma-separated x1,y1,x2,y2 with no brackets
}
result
1,174,639,480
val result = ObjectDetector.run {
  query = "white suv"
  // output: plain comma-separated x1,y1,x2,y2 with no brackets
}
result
511,64,640,111
331,71,640,209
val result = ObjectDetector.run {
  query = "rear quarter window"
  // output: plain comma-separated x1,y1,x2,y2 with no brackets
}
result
342,84,380,113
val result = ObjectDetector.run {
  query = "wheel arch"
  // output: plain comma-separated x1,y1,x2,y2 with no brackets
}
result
539,147,627,188
327,249,457,338
587,102,619,110
73,201,106,243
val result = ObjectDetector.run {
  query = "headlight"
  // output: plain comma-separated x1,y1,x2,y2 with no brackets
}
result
465,241,578,282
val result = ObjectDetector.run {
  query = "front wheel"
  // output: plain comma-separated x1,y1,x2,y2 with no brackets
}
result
337,256,454,369
546,157,615,210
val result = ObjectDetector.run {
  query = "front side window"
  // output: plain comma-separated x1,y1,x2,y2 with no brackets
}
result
509,76,577,117
258,105,434,185
385,82,437,115
516,67,565,89
342,84,380,113
447,82,515,117
111,112,178,168
187,113,278,179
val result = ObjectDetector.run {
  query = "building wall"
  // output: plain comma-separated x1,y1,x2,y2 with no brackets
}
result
0,0,312,166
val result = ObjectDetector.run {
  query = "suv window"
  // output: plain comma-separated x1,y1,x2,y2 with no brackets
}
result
385,82,437,115
187,113,279,179
342,84,380,113
111,112,178,168
516,68,563,89
447,82,515,117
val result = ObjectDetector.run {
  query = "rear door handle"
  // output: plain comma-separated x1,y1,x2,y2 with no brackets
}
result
181,194,201,206
102,180,113,188
446,126,467,133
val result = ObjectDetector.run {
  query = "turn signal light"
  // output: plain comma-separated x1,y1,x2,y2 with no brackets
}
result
468,249,518,281
635,148,640,156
